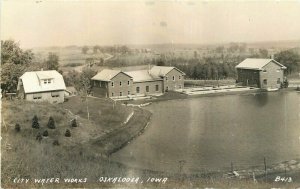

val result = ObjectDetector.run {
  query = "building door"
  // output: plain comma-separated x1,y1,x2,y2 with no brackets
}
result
262,79,268,88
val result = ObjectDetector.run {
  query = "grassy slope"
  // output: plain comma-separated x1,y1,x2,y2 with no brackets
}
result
1,97,151,187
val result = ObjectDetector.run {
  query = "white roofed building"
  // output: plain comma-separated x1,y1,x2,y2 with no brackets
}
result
17,70,66,103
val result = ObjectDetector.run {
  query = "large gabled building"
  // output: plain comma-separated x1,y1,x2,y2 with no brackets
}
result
235,58,286,90
91,66,185,98
17,70,66,103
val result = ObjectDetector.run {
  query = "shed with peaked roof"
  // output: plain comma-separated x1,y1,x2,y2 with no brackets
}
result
235,58,286,89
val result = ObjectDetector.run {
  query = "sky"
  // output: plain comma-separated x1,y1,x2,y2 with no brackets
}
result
1,0,300,48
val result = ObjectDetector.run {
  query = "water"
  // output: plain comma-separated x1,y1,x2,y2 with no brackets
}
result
112,91,300,173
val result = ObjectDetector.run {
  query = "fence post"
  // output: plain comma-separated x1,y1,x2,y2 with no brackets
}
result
264,157,267,182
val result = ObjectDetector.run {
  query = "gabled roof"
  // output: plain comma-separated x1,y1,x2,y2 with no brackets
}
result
235,58,287,70
125,70,162,82
20,70,66,93
91,69,132,81
150,66,186,77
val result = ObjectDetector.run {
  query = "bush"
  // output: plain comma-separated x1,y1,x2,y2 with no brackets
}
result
15,124,20,132
71,119,77,127
32,115,40,129
47,116,56,129
36,133,42,142
43,130,49,137
65,129,71,137
53,140,59,146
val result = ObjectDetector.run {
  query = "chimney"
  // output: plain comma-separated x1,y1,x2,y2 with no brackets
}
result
270,54,274,59
148,64,150,74
41,68,43,71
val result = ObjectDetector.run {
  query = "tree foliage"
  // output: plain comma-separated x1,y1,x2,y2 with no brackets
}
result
45,52,59,70
82,46,89,54
275,50,300,75
1,63,26,93
1,40,34,93
47,116,56,129
43,130,49,137
76,68,97,94
71,119,78,127
65,129,71,137
15,124,21,132
1,40,34,65
36,133,42,142
32,115,40,129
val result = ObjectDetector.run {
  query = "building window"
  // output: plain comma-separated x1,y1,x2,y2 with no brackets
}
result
43,79,51,84
263,70,267,73
277,78,281,84
51,92,59,98
111,82,114,87
165,76,168,81
173,76,175,81
128,81,130,86
155,85,159,91
120,92,122,96
136,87,140,93
179,85,182,89
120,81,122,86
128,91,130,95
146,86,149,92
111,92,114,97
166,86,169,91
263,79,267,85
179,76,181,80
33,93,42,99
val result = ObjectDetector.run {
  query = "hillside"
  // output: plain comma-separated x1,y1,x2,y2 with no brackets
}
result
1,97,151,187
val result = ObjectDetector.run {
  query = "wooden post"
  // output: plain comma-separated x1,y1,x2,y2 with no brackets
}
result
264,157,267,182
178,160,185,174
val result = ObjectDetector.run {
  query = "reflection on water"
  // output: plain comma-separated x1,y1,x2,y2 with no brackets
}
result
254,92,269,106
112,92,300,174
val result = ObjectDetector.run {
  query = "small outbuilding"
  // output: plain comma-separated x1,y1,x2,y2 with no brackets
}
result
235,58,286,90
17,70,66,103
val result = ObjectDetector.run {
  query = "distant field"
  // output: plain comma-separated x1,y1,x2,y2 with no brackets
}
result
106,52,159,67
32,47,110,65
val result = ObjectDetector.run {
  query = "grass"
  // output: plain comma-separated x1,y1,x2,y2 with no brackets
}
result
1,97,151,188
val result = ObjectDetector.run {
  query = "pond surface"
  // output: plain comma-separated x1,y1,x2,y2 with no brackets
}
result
112,91,300,173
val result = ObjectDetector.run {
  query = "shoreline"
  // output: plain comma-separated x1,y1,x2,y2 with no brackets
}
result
126,87,299,106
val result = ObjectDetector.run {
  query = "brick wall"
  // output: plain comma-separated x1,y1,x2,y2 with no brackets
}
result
164,69,185,91
108,73,133,97
259,62,284,89
132,80,163,95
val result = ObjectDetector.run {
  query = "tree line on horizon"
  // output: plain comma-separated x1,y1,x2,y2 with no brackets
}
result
1,39,300,94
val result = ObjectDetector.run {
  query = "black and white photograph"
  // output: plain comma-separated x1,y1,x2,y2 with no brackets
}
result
1,0,300,188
